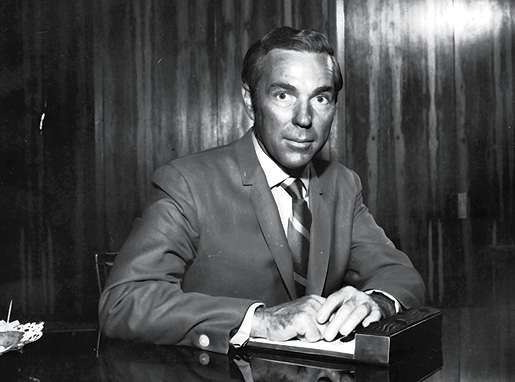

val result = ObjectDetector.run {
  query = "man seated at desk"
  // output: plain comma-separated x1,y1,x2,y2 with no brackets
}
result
98,26,425,354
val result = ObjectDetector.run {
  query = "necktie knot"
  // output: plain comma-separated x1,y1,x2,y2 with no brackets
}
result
281,178,305,200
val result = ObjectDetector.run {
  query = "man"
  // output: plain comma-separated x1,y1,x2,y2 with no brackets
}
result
99,27,425,355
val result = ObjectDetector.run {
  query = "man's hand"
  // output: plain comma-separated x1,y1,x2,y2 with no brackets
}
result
316,286,382,341
250,295,327,342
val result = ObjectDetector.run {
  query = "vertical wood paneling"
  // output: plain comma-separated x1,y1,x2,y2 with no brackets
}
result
283,0,293,26
401,0,456,303
343,0,369,175
453,0,515,301
21,0,46,315
425,0,440,302
194,0,218,152
431,0,459,304
20,0,35,314
508,0,515,242
217,0,245,146
3,0,514,322
94,0,107,255
328,0,346,165
493,0,515,244
388,1,408,256
453,0,474,301
365,0,380,216
133,0,153,207
153,0,218,161
101,1,137,249
343,0,514,304
73,0,94,315
235,0,253,138
291,0,330,31
1,0,95,319
175,2,193,154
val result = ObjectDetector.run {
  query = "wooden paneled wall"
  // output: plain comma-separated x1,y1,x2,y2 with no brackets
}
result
1,0,513,321
0,0,96,320
94,0,341,250
95,0,514,306
345,0,514,304
344,0,460,302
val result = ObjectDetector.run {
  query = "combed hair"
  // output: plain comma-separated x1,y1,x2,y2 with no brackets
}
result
241,26,343,97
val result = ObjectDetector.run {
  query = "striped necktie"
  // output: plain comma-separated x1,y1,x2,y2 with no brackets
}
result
281,177,312,296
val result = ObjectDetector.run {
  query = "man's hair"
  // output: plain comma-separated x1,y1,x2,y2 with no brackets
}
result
241,26,343,98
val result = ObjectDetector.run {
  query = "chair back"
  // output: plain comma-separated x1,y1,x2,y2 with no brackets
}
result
95,252,118,295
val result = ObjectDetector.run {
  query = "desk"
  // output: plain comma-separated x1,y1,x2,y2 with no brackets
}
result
1,305,513,381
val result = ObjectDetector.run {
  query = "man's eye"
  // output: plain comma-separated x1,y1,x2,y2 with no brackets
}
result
315,95,329,104
276,92,290,101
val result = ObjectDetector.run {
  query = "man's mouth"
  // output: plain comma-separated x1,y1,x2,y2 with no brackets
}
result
285,138,313,149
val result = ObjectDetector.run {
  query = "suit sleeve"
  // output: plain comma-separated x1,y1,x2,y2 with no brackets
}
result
98,163,257,354
343,171,426,309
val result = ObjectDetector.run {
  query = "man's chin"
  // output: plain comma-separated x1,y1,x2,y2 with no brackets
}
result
277,156,313,174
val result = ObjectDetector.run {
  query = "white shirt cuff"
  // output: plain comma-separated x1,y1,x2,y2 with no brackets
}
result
365,289,401,313
230,302,264,348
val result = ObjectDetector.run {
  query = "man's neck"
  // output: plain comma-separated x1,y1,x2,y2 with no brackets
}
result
251,130,310,194
252,129,306,178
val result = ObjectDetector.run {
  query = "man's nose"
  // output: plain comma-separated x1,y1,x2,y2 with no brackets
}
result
292,100,312,128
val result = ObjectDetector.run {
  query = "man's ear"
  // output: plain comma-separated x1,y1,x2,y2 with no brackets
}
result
241,84,255,121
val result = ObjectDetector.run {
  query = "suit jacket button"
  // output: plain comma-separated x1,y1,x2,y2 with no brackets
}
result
199,334,210,348
199,352,210,365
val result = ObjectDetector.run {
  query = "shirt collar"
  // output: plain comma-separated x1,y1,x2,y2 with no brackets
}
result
251,130,310,193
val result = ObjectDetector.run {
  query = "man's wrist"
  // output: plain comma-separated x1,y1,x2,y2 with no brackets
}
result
250,306,268,338
230,302,264,347
369,292,396,318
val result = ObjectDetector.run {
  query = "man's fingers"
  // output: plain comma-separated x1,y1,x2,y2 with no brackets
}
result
322,302,353,341
316,288,350,324
362,307,382,327
298,324,324,342
322,301,378,341
297,296,328,342
257,295,330,342
307,294,326,307
259,289,381,343
337,302,373,335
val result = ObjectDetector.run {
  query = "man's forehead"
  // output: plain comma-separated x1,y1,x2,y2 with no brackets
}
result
264,48,332,65
260,49,335,86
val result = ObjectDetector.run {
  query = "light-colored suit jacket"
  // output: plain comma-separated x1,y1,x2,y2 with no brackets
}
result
99,129,425,354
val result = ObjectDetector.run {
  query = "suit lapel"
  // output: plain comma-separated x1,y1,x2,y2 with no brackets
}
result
306,166,332,296
236,131,296,300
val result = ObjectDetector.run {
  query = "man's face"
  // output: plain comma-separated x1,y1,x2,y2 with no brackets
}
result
243,49,337,173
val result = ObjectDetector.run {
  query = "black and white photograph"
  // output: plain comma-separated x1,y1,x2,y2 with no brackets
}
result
0,0,513,380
